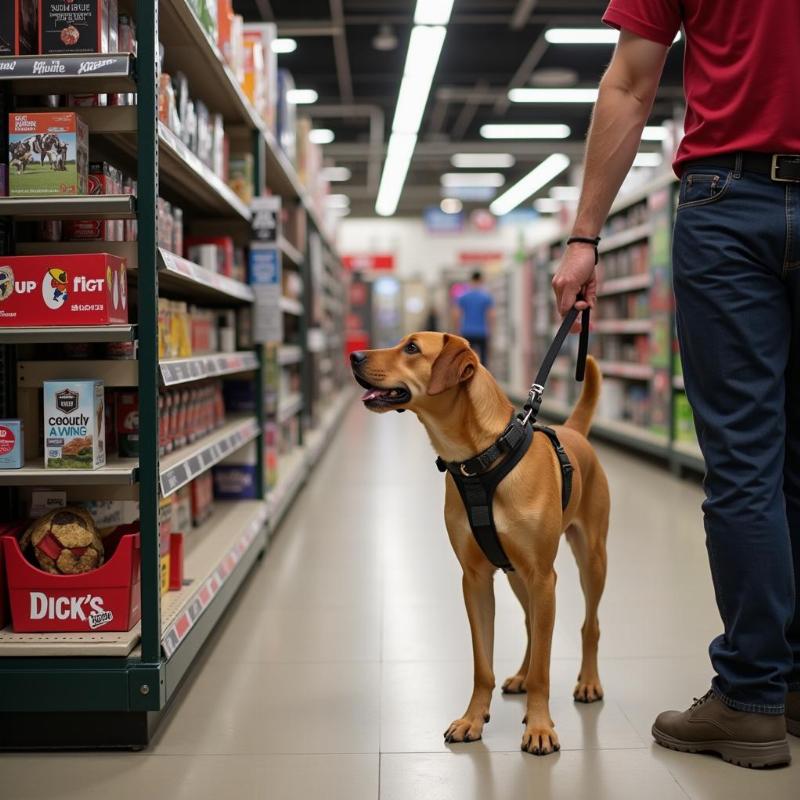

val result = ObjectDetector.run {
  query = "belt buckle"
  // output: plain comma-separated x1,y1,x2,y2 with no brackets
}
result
771,154,800,183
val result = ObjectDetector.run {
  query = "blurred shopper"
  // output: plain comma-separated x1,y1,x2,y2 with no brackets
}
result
456,271,495,364
552,0,800,769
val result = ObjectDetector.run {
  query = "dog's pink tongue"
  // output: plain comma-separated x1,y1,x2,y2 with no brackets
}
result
361,388,385,401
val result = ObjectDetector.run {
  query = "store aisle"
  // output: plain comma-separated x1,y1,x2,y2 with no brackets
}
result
2,402,799,799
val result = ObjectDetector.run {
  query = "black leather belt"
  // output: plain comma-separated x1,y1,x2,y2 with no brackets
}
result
689,152,800,183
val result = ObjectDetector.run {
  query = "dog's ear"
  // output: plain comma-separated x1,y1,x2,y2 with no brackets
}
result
427,335,479,396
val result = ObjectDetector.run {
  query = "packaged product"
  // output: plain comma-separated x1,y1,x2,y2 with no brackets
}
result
68,93,107,107
115,390,138,457
0,1,39,56
30,490,66,517
277,69,297,164
240,32,265,116
190,471,214,526
169,533,184,590
0,419,24,469
8,112,88,196
43,379,106,470
217,0,233,65
65,161,120,241
243,22,277,132
81,499,139,530
213,441,257,499
39,0,117,54
185,235,234,276
122,175,137,242
171,485,191,532
228,152,254,204
117,12,135,54
230,14,244,83
158,495,172,594
0,253,128,326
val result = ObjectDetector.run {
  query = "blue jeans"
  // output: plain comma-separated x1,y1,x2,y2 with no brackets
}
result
673,155,800,713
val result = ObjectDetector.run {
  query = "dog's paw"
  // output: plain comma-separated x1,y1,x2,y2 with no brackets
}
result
443,714,488,744
521,722,560,756
501,674,527,694
573,678,604,703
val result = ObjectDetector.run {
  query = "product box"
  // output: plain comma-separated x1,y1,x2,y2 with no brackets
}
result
39,0,116,55
82,499,139,530
213,441,258,499
169,533,184,590
8,112,88,196
240,32,265,116
190,471,214,526
185,235,234,276
65,161,121,242
0,420,24,469
2,526,141,633
115,390,138,456
243,22,277,133
158,495,172,595
0,0,38,55
0,253,128,327
43,379,106,470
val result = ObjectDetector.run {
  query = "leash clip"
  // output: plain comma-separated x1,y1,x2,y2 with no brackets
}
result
521,383,544,425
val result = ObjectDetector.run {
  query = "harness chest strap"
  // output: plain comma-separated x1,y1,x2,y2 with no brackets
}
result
436,420,573,572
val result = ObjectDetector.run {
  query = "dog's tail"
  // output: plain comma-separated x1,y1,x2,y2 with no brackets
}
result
564,356,601,436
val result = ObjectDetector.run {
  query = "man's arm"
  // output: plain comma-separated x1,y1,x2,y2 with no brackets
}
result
552,30,669,319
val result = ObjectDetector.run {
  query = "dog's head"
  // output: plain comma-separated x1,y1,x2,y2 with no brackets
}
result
351,332,479,413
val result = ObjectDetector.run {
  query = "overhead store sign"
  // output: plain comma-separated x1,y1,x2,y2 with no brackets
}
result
424,206,464,233
342,253,395,271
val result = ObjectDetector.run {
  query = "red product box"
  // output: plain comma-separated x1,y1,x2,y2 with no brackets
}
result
185,235,234,277
1,527,141,633
64,162,119,242
0,253,128,327
39,0,116,55
0,0,38,55
169,532,184,591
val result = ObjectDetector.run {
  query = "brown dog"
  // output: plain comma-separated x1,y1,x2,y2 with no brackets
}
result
352,332,609,755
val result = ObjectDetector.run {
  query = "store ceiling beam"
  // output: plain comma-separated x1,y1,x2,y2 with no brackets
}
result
428,97,450,135
510,0,539,30
493,35,549,114
335,14,600,26
329,0,354,104
326,140,595,161
276,21,342,37
450,79,488,140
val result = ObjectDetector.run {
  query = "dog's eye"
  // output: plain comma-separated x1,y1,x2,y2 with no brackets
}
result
404,341,420,355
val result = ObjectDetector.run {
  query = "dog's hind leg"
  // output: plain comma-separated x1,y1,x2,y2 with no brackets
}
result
501,571,530,694
444,567,496,743
566,520,607,703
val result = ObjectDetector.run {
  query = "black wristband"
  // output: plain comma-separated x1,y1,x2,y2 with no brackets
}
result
567,235,601,265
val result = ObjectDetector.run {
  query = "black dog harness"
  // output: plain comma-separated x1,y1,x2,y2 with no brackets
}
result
435,281,593,573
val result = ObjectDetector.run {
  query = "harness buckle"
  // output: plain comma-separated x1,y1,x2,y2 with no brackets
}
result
459,463,477,477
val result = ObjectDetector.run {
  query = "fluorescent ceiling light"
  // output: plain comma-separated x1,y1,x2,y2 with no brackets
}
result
549,185,580,201
441,172,505,188
272,38,297,53
633,152,663,167
534,198,561,213
440,186,497,201
326,194,350,208
376,132,417,216
392,25,447,135
642,126,668,141
451,153,515,168
480,123,571,139
329,207,351,217
508,87,598,103
490,153,570,216
309,128,335,145
287,89,318,105
414,0,454,25
545,28,682,44
321,166,352,182
440,197,463,214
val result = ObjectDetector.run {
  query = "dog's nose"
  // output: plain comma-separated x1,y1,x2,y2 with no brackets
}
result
350,351,367,367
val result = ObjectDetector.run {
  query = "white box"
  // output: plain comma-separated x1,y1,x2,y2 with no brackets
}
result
43,380,106,470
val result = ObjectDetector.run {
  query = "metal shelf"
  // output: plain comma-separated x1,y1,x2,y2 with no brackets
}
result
160,351,259,386
277,393,303,423
0,53,135,94
596,361,654,380
0,456,138,487
280,296,304,316
18,359,137,388
0,195,136,220
158,249,255,305
0,325,135,344
598,273,652,296
598,223,653,254
159,415,260,497
593,319,652,334
279,237,305,268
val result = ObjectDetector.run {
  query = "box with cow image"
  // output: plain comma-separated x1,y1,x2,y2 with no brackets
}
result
0,0,38,56
0,253,128,327
8,112,88,196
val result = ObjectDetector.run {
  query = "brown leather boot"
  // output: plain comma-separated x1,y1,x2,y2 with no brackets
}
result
652,690,790,768
787,691,800,737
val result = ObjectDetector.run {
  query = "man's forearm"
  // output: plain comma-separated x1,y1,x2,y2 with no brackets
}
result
572,79,654,238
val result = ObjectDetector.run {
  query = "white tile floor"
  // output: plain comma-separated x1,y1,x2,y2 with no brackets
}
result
3,403,800,799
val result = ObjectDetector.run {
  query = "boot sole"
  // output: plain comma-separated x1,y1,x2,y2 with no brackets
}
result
652,725,791,769
787,718,800,738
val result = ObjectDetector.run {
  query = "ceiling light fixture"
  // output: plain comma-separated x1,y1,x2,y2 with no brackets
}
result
326,194,351,208
490,154,570,216
480,123,571,139
321,166,352,182
441,172,505,188
375,133,417,216
641,126,668,141
272,38,297,53
309,128,335,145
414,0,455,25
544,28,682,44
286,89,319,105
451,153,515,168
372,24,398,51
440,197,463,214
549,185,580,201
632,152,663,168
534,198,561,213
441,186,497,201
508,88,599,103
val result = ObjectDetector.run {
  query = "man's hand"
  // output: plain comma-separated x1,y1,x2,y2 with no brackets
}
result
552,243,597,330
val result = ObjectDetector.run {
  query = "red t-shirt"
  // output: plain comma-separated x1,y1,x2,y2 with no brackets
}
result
603,0,800,174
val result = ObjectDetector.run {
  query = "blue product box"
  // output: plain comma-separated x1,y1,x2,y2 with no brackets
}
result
223,380,257,413
212,464,257,499
0,419,23,469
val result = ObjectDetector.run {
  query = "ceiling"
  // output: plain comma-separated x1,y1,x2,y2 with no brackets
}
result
234,1,686,217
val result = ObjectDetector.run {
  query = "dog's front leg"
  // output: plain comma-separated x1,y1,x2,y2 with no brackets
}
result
444,569,495,743
521,567,560,755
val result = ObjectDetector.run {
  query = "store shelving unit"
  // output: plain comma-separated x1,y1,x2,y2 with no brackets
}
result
0,0,349,749
508,171,704,475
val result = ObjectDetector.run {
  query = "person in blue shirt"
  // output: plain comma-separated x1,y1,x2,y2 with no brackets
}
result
456,271,495,365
